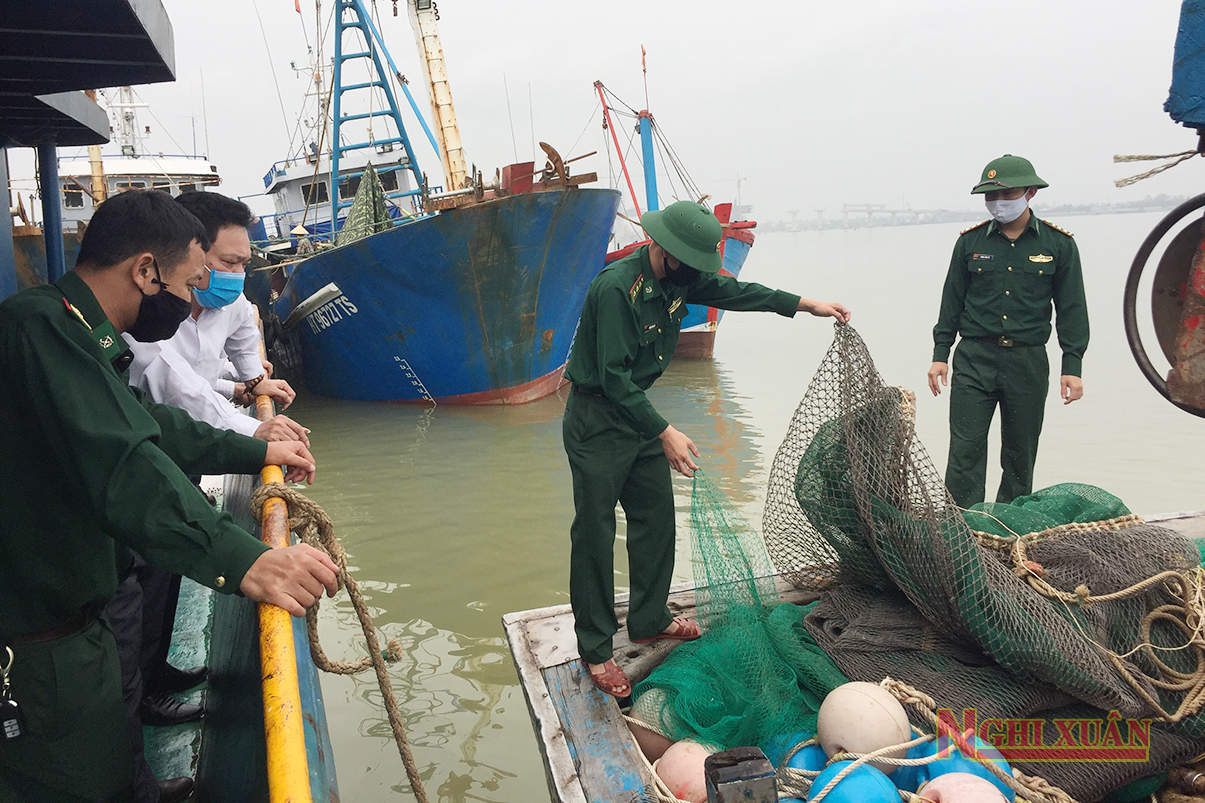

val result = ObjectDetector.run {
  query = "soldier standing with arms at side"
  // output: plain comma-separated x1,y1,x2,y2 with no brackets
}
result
928,155,1089,508
564,200,851,697
0,190,339,802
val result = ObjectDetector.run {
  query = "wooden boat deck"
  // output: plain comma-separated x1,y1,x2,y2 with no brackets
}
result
503,510,1205,803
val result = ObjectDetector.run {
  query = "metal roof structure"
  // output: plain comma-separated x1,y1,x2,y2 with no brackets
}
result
0,0,176,147
1,0,178,297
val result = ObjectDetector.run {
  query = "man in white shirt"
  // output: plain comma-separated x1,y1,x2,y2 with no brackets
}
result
126,195,304,442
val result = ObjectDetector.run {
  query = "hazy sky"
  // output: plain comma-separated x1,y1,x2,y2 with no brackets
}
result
14,0,1204,222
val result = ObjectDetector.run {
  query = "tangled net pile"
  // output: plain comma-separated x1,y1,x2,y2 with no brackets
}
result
631,472,849,764
757,324,1205,800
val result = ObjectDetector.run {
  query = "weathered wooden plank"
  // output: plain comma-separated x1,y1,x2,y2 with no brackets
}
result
543,660,656,803
503,616,587,803
511,577,820,673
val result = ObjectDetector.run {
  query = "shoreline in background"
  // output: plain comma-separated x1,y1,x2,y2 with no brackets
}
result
760,193,1190,232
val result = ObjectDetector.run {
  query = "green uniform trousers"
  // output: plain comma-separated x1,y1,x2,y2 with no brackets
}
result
945,338,1049,508
0,619,134,803
563,391,676,665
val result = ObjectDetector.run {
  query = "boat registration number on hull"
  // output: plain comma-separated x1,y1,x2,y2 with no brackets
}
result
306,295,359,334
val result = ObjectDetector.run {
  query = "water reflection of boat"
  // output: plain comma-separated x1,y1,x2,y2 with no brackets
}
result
595,79,757,359
261,0,619,404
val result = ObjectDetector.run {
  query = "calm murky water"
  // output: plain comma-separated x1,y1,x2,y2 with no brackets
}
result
289,211,1204,802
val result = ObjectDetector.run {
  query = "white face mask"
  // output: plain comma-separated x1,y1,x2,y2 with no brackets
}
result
985,195,1029,224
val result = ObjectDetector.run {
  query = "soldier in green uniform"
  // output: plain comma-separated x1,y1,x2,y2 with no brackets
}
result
564,200,851,696
928,155,1089,508
0,190,340,802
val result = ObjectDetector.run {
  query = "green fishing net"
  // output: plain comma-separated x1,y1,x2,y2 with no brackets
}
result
759,324,1205,800
630,472,848,762
627,325,1204,802
335,162,394,246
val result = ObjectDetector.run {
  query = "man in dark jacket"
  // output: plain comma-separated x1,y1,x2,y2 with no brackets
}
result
0,190,339,802
564,199,850,696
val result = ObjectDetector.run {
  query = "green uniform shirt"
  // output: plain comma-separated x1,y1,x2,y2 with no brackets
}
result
565,245,801,438
0,271,271,639
932,215,1089,376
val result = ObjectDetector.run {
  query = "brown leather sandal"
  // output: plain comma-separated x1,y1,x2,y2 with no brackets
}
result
588,659,631,697
631,617,702,644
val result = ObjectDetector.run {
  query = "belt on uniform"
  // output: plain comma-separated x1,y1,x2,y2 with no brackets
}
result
572,385,607,398
7,614,91,646
974,335,1036,348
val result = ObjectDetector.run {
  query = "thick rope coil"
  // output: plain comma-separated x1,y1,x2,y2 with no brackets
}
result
958,504,1205,723
880,678,1080,803
1113,150,1200,188
251,482,429,803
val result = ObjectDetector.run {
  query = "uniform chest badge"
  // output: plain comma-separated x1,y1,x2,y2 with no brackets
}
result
972,253,993,260
1029,254,1054,263
668,297,682,314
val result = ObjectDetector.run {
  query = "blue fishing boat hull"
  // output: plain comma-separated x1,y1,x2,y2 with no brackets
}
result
275,187,621,403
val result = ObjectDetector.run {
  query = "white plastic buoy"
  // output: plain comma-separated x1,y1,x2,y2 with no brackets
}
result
655,740,713,803
918,772,1009,802
816,682,911,774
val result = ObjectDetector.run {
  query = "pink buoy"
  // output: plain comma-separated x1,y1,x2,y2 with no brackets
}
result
918,772,1009,802
816,682,911,774
655,740,713,803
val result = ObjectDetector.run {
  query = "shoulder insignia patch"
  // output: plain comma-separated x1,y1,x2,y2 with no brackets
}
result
629,274,644,303
1044,220,1074,237
62,297,91,330
960,220,990,235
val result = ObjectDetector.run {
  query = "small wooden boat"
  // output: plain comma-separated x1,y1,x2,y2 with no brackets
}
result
503,510,1205,803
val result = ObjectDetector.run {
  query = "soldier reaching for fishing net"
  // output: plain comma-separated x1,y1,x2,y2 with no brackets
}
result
562,199,851,697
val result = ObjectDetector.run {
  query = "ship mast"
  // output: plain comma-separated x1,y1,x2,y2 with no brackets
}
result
84,90,107,204
407,0,467,190
107,86,147,157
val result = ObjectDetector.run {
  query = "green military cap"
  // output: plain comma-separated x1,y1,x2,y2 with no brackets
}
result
640,200,723,273
971,154,1049,194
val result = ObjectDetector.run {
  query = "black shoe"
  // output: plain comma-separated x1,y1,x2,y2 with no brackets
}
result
158,775,195,803
139,691,204,726
159,664,208,694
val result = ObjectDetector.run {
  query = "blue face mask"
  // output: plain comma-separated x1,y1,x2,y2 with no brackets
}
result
193,269,246,309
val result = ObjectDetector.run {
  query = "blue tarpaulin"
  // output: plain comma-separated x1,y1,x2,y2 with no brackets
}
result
1166,0,1205,127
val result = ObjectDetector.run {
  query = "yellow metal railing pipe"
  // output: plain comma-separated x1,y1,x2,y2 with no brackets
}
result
255,394,312,803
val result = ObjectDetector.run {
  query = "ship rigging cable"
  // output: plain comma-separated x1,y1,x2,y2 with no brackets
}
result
249,0,294,142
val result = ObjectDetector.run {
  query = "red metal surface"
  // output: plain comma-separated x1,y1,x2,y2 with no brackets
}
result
500,162,535,195
675,330,716,358
1167,223,1205,409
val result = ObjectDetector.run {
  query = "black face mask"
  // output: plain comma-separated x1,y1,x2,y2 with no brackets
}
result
665,262,699,287
126,262,194,342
